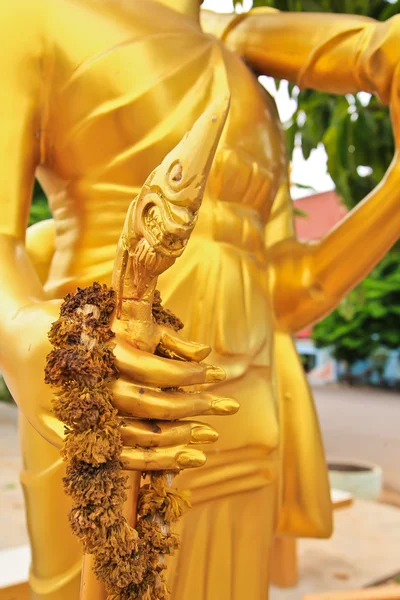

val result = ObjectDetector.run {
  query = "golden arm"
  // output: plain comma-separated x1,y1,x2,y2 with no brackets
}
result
0,1,47,344
217,9,400,333
0,1,70,447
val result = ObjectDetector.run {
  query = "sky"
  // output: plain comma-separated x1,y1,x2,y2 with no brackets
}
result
202,0,335,199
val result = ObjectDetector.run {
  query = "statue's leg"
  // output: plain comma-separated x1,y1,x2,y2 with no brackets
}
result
167,367,279,600
168,482,277,600
19,414,82,600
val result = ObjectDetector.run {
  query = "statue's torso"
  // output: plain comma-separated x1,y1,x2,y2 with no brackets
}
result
40,0,287,376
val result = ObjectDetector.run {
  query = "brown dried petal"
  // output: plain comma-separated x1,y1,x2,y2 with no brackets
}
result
45,283,189,600
61,282,116,324
152,290,183,332
62,425,123,465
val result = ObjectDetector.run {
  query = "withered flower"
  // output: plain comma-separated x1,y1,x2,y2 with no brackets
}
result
45,283,190,600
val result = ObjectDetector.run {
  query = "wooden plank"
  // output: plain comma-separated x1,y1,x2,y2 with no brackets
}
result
303,585,400,600
332,489,354,510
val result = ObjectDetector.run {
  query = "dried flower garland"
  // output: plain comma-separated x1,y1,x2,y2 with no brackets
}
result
45,282,190,600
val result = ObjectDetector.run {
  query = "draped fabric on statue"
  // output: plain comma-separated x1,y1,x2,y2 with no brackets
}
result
166,478,278,600
263,176,332,538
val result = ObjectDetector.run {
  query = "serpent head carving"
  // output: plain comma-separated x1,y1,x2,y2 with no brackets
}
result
113,95,230,311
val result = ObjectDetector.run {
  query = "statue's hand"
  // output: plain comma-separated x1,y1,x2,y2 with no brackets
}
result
112,322,239,471
3,299,67,447
3,299,238,469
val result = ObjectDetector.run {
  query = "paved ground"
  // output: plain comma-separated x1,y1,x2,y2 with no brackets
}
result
313,384,400,492
271,499,400,600
1,384,400,552
0,402,26,550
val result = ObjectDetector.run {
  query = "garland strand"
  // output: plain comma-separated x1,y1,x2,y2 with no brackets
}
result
45,282,190,600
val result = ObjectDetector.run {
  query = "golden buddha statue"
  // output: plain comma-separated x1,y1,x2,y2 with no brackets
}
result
0,0,400,598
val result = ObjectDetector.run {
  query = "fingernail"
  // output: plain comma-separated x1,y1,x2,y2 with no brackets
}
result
191,425,219,443
177,451,206,468
192,344,211,361
188,340,210,351
205,365,226,383
211,398,240,415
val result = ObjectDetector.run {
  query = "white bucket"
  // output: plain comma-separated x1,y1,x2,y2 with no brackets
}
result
328,458,383,501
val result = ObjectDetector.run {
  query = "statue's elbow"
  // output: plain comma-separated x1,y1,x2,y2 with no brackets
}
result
271,256,339,334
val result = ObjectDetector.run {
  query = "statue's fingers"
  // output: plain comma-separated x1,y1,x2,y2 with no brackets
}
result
120,445,206,471
114,342,225,387
112,380,239,420
119,418,218,448
158,329,211,362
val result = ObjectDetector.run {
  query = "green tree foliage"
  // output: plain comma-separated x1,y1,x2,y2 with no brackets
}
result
312,250,400,366
248,0,399,20
237,0,400,366
30,181,51,226
286,91,394,210
236,0,398,208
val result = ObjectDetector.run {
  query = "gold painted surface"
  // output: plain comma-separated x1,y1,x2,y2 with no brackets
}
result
1,0,400,598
